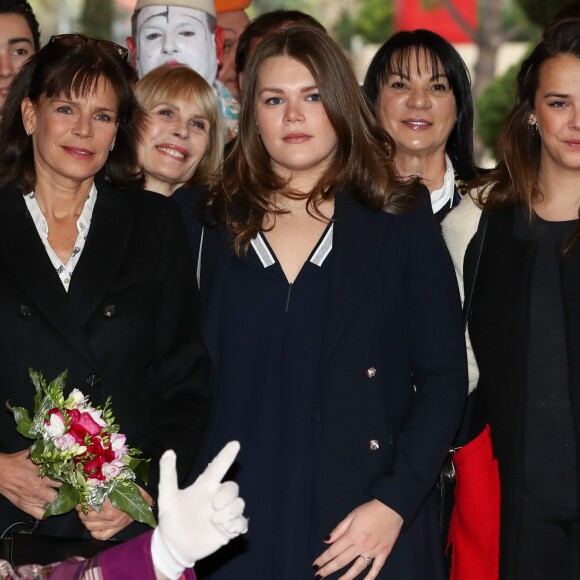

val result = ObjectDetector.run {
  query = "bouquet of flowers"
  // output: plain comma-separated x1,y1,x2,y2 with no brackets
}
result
6,369,156,527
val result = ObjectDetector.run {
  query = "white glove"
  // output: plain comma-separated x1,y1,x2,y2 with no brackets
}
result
151,441,248,579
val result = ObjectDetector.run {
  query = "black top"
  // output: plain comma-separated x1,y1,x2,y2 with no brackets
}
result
515,209,577,508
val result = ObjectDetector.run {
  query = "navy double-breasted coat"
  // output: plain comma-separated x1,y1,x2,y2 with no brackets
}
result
181,188,467,579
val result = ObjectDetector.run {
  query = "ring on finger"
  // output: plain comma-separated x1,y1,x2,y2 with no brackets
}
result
360,556,373,566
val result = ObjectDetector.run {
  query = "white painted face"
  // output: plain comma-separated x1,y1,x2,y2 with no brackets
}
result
135,6,218,84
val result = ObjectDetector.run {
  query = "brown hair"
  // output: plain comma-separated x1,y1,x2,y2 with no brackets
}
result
206,24,422,254
473,18,580,251
134,65,223,187
0,34,144,192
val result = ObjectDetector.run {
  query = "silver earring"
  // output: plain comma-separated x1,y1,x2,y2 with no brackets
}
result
25,130,31,137
109,144,114,152
529,122,538,137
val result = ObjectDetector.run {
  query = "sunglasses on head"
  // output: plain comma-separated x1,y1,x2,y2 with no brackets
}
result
49,34,129,61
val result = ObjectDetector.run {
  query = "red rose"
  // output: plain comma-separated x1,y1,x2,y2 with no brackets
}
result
46,408,64,424
83,456,106,480
67,409,102,444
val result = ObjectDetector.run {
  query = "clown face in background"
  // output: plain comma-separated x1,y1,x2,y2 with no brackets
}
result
127,0,221,85
215,0,250,96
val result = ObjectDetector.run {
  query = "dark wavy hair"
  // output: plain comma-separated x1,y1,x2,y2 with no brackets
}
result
363,29,479,183
0,0,40,51
473,18,580,252
235,10,325,76
206,24,423,255
0,34,144,191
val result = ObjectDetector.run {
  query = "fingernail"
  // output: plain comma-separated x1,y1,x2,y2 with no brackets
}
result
312,564,319,571
323,535,331,542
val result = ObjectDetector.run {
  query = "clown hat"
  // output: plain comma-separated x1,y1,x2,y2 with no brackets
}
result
214,0,251,13
134,0,216,18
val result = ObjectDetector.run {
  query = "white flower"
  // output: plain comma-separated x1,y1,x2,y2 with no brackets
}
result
67,389,87,408
86,477,104,488
45,412,66,438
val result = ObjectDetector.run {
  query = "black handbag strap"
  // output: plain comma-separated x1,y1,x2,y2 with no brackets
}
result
463,210,489,330
452,210,489,449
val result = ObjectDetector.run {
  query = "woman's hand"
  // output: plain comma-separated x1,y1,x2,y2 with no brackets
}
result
0,450,61,520
76,486,154,541
312,499,404,579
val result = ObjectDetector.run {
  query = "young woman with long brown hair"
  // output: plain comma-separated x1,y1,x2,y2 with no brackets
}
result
183,24,466,579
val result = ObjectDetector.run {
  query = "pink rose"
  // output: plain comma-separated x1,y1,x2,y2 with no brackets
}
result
84,406,108,428
110,433,128,459
54,433,76,450
101,460,125,480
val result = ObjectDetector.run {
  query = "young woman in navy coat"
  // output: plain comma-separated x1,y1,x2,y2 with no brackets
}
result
183,25,467,580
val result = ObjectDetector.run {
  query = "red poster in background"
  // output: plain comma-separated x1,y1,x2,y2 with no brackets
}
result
394,0,477,43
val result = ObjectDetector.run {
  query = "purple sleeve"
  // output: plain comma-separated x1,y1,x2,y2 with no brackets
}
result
41,532,195,580
100,532,196,580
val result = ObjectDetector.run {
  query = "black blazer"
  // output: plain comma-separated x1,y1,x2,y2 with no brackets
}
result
184,189,467,579
0,177,209,539
467,207,580,579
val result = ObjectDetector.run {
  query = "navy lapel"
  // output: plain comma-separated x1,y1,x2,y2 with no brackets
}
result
198,224,233,369
320,190,386,365
67,178,132,325
0,185,100,370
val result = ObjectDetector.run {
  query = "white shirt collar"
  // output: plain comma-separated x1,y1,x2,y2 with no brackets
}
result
430,155,456,214
24,184,97,291
24,183,97,239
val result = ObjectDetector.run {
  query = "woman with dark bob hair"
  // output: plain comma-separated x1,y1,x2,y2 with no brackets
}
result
183,24,467,579
442,17,580,579
0,35,209,545
364,29,479,222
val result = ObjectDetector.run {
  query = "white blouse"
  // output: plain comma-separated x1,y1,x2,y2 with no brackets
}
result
24,184,97,292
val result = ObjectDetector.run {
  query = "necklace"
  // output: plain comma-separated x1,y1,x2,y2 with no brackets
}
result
278,201,307,211
276,197,310,212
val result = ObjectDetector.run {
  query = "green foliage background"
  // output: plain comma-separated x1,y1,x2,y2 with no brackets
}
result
476,0,572,154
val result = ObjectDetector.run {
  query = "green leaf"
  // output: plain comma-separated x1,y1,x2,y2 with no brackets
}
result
128,458,150,485
43,483,79,518
45,370,67,408
29,439,45,464
29,368,46,414
109,483,156,528
5,403,34,439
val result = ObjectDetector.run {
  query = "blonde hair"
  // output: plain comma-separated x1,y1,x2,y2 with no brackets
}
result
134,65,223,186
